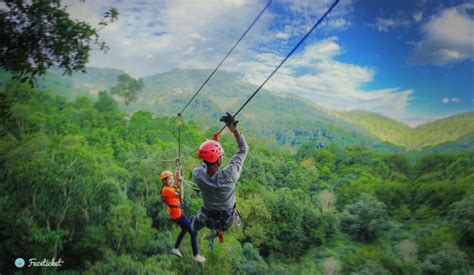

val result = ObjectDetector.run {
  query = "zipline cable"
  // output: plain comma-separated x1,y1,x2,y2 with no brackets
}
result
179,0,340,160
164,0,273,132
216,0,340,134
178,113,182,159
143,159,176,162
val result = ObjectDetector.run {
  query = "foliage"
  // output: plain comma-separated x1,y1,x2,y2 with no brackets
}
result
350,260,391,275
447,196,474,245
421,243,470,275
340,194,390,242
0,0,118,84
0,82,473,273
110,74,144,108
338,109,474,150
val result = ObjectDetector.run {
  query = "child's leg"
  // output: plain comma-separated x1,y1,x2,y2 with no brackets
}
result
174,217,187,249
180,215,199,256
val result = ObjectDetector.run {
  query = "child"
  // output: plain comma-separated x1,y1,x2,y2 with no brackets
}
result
161,171,205,263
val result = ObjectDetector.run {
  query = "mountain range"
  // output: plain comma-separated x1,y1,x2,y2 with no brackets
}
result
1,67,472,152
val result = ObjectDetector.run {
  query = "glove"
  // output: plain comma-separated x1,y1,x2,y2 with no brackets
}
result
220,112,239,127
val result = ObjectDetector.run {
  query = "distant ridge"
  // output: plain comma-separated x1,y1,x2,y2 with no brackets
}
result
1,67,472,151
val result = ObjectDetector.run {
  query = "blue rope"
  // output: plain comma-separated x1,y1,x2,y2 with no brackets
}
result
209,228,216,251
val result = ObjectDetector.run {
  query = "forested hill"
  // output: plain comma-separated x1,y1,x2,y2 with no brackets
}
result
336,110,474,150
0,80,473,274
1,67,472,152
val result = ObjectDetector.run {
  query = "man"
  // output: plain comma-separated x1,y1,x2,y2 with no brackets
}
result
160,171,205,263
191,113,249,234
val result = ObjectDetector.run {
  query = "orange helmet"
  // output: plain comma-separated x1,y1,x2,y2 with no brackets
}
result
160,171,173,181
198,140,223,163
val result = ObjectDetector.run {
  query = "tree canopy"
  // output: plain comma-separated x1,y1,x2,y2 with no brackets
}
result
0,0,118,84
0,81,472,273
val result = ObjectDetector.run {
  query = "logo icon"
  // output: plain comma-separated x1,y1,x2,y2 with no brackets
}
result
15,258,25,268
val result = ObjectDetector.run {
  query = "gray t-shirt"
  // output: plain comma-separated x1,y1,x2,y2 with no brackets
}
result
193,134,248,211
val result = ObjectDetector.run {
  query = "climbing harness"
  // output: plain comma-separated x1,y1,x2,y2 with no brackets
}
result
196,204,241,251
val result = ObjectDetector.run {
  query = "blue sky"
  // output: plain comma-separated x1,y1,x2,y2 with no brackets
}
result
66,0,474,126
333,0,474,124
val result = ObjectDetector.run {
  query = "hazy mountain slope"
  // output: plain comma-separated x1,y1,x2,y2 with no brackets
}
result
139,69,377,148
414,112,474,148
1,67,472,151
335,110,413,147
49,67,125,96
336,110,474,150
1,67,124,99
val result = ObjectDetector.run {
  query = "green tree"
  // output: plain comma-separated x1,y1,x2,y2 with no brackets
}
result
0,133,123,272
86,252,174,274
447,196,474,245
240,243,269,274
94,90,118,113
0,0,118,84
264,189,306,257
238,194,272,247
417,224,457,257
421,243,470,275
110,73,144,130
340,194,390,241
382,154,411,180
350,260,391,275
106,201,154,256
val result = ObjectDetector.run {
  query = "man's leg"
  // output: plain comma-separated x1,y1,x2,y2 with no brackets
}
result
222,209,238,231
190,208,207,233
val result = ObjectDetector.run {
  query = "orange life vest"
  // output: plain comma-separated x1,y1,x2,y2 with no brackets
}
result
161,186,182,220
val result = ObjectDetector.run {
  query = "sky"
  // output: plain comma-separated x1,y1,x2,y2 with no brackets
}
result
65,0,474,126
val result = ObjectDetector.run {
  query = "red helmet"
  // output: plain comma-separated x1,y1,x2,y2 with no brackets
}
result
198,140,223,163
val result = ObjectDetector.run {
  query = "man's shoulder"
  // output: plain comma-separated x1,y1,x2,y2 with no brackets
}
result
193,165,205,176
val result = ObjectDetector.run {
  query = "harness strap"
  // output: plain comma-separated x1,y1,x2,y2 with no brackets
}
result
209,228,216,251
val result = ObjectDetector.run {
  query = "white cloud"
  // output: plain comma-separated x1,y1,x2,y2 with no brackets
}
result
65,0,275,77
409,3,474,65
326,18,350,30
442,97,461,104
62,0,355,78
275,32,290,40
183,46,195,55
413,11,424,23
374,17,411,32
224,0,248,8
236,37,415,124
190,33,208,43
62,0,442,126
